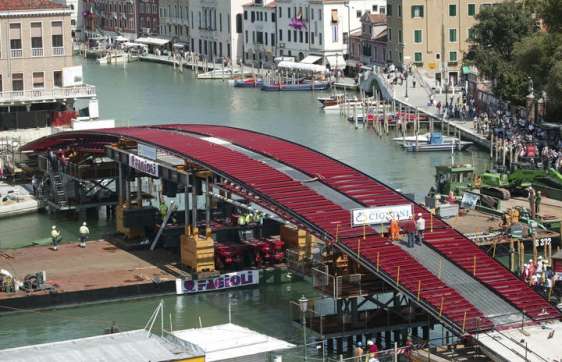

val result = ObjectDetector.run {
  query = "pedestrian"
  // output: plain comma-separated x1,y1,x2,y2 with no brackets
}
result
159,200,168,221
416,213,425,244
407,216,416,248
31,175,38,195
51,225,61,251
412,78,416,88
535,191,542,216
354,341,364,362
79,222,90,248
367,340,378,358
528,187,536,219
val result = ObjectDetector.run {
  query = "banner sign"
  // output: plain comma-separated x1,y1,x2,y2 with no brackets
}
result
128,154,159,177
351,204,413,226
175,270,259,295
138,143,157,160
461,192,480,209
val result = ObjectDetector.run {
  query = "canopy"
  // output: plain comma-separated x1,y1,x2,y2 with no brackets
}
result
326,55,346,70
122,42,147,49
136,37,170,47
277,61,326,73
114,35,128,42
173,43,187,48
300,55,322,64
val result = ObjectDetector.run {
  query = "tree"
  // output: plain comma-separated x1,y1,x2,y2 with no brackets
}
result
539,0,562,32
470,1,534,60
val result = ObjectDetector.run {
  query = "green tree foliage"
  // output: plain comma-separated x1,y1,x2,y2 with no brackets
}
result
467,0,562,118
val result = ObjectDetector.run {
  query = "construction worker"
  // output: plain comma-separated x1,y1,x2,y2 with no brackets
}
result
79,222,90,248
244,213,252,224
238,214,246,226
50,225,61,251
511,208,520,224
159,201,168,221
415,213,425,245
535,191,542,216
389,216,400,241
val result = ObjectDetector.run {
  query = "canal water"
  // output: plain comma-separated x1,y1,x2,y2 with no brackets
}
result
0,59,492,349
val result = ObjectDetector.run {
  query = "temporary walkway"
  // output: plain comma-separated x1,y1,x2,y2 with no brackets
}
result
23,125,560,337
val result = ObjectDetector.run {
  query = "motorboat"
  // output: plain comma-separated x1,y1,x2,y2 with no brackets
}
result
96,52,137,64
197,68,241,80
400,132,472,152
393,132,458,143
232,78,264,88
317,94,358,107
260,80,331,92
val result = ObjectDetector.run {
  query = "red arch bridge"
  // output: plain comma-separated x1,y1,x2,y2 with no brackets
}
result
23,124,560,338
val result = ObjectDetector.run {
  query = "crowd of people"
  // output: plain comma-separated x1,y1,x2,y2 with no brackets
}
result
521,256,557,297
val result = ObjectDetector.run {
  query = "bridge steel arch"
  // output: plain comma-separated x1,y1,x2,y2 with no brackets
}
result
23,125,560,337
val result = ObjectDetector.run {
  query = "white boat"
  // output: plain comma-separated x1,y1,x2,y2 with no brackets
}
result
392,132,458,143
400,132,473,152
322,100,374,112
96,52,137,64
197,68,241,80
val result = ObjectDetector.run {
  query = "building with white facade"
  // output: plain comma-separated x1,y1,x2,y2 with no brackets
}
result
242,0,277,67
159,0,190,43
188,0,245,63
242,0,386,69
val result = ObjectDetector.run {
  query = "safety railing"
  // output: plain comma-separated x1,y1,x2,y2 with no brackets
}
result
32,48,44,57
0,84,96,103
52,46,64,56
312,267,363,299
10,49,22,58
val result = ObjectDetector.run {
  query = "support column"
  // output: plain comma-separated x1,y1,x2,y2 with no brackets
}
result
136,177,142,207
184,177,190,231
191,177,198,229
118,163,124,203
205,177,211,226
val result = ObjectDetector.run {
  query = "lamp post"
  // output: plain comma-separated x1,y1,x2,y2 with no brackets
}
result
299,295,309,361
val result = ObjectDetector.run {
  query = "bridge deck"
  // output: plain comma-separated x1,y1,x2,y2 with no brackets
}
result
23,125,560,335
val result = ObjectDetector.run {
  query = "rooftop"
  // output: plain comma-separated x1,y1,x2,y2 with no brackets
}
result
0,0,65,11
0,330,202,362
173,323,295,361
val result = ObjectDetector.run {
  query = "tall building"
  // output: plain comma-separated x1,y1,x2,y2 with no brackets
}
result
52,0,83,39
386,0,500,86
87,0,159,39
349,12,387,66
159,0,190,43
0,0,98,140
188,0,245,63
242,0,386,68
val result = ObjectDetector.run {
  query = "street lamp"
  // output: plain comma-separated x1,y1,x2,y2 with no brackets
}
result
299,295,309,361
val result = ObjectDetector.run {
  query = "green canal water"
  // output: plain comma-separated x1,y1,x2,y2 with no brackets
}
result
0,59,493,349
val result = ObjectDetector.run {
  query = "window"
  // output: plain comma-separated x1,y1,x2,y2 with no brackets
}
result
12,73,23,91
331,9,338,23
305,32,308,43
356,10,362,17
414,52,422,63
299,31,303,43
288,30,291,42
271,33,275,46
293,30,297,42
251,11,255,22
449,51,457,62
288,7,291,18
449,28,457,42
272,13,276,22
411,5,424,17
319,32,322,45
372,5,378,12
278,7,282,18
245,30,248,43
380,6,386,14
0,75,2,92
319,9,322,20
31,22,43,52
468,4,476,16
311,32,315,44
52,21,63,53
449,4,456,16
398,5,402,17
435,53,441,60
414,29,422,43
387,4,393,16
388,28,392,41
331,24,338,42
256,31,263,44
468,28,476,41
9,23,22,54
399,30,403,42
33,72,44,89
279,29,283,41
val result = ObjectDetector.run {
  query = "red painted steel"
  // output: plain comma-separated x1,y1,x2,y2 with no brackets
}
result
159,124,560,323
22,125,559,331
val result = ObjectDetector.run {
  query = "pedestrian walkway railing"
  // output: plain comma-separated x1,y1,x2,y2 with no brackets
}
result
312,267,363,299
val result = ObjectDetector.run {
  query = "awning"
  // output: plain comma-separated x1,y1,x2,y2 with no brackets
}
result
326,55,346,70
300,55,322,64
173,43,187,48
114,35,128,42
277,61,326,73
136,37,170,47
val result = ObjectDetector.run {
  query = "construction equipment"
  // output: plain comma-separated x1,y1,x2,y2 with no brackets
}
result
479,171,512,200
434,164,475,196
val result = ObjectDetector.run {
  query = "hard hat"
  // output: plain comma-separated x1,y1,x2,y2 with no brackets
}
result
82,222,87,226
417,213,422,216
529,259,533,263
539,256,543,259
52,225,56,229
367,340,374,346
356,341,363,347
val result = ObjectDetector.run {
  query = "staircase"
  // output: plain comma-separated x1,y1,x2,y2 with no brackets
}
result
50,173,67,208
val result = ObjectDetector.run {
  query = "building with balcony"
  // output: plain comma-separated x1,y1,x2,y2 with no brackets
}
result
88,0,138,39
349,12,387,66
52,0,84,39
188,0,245,63
242,0,277,67
386,0,502,87
0,0,99,139
159,0,190,44
250,0,385,69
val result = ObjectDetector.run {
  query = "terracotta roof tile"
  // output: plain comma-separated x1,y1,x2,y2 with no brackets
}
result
0,0,66,11
367,14,386,24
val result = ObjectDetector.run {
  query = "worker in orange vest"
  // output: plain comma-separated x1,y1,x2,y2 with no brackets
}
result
390,216,400,241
